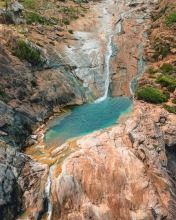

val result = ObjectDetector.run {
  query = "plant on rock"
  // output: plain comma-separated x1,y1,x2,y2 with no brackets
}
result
165,11,176,27
136,86,168,103
155,75,176,92
13,39,42,65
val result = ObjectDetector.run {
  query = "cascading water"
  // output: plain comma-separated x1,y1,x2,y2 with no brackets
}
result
130,44,147,95
45,162,57,220
95,35,113,102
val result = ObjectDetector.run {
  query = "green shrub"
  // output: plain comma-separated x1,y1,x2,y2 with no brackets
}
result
26,12,47,24
172,98,176,104
152,44,170,60
148,68,157,74
22,0,36,9
13,39,42,65
31,80,38,87
0,85,10,102
165,11,176,27
163,90,170,99
62,17,70,25
149,75,157,79
159,63,175,74
136,86,168,103
0,12,13,24
151,5,169,21
163,104,176,114
68,29,73,34
153,144,158,149
155,75,176,89
164,36,174,42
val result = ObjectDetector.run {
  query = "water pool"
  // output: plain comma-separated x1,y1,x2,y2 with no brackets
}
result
44,97,132,147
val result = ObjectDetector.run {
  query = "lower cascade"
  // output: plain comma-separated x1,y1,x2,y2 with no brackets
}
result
45,162,58,220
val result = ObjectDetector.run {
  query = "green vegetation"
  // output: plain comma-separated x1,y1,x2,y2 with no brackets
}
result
0,12,13,24
62,17,70,26
156,75,176,92
163,90,170,99
164,36,174,42
152,43,170,60
13,39,42,65
25,12,47,25
22,0,36,9
159,63,175,74
148,68,157,74
165,11,176,27
136,86,168,103
151,5,169,21
172,98,176,104
163,104,176,114
0,85,10,102
153,144,158,149
31,80,38,87
68,29,73,34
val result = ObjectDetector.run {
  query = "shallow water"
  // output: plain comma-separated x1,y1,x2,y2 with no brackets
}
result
44,97,132,147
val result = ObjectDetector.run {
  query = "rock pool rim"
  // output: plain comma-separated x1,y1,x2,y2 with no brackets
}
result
44,97,133,147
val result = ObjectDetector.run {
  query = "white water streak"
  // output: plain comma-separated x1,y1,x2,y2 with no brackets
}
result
95,35,113,103
45,162,57,220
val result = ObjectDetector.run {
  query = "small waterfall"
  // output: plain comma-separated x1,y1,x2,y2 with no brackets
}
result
95,35,113,103
130,44,147,95
45,162,57,220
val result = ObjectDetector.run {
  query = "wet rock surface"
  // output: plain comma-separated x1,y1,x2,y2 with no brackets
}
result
44,101,176,220
17,101,176,220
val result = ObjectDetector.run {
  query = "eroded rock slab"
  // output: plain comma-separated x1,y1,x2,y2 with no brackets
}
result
47,102,176,220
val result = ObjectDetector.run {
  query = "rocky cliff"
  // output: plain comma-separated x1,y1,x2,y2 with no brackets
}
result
0,0,176,219
16,101,176,219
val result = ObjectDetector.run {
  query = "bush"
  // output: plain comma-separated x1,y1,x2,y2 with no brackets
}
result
152,44,170,60
148,68,157,74
155,75,176,90
159,63,175,74
13,39,42,65
31,80,38,87
172,98,176,104
163,104,176,114
0,85,10,102
163,90,170,99
151,5,169,21
165,12,176,27
68,29,73,34
26,12,47,25
0,12,13,24
62,17,70,26
22,0,36,9
136,86,168,103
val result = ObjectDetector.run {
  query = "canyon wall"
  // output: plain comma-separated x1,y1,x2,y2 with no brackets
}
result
1,0,176,219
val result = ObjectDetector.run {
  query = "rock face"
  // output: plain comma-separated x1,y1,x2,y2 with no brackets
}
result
0,0,156,147
0,31,84,149
1,0,176,219
46,102,176,220
0,140,48,220
19,101,176,219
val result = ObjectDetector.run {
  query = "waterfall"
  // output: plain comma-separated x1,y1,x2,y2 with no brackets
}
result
130,44,147,95
95,35,113,103
45,162,57,220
